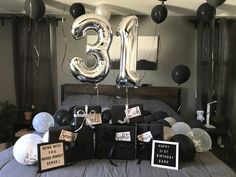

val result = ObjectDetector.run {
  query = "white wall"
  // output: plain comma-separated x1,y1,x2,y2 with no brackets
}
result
0,20,16,104
56,15,197,121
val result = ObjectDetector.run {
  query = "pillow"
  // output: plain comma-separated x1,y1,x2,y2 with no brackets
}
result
60,95,182,121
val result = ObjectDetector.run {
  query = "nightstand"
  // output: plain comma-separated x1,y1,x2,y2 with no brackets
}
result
205,126,230,162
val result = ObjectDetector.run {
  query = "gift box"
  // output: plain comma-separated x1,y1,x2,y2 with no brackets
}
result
111,104,144,124
73,105,102,127
95,124,136,162
49,125,94,163
136,123,163,161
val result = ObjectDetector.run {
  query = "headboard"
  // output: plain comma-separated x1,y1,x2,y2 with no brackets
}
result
61,84,181,113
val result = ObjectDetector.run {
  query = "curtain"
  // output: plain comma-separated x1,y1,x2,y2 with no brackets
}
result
12,16,56,114
197,18,236,154
197,19,227,119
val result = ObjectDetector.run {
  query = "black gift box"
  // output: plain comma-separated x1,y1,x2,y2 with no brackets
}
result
111,104,144,124
73,105,101,127
49,125,94,163
95,124,136,161
136,123,163,161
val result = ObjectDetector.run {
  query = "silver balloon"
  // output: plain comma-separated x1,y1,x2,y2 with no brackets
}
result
163,126,175,141
189,128,212,152
172,122,192,136
70,14,113,84
116,15,141,88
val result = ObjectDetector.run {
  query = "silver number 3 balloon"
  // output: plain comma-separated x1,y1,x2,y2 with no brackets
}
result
70,14,112,83
116,15,141,88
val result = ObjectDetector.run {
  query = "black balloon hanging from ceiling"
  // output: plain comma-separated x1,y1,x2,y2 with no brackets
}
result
196,3,216,23
206,0,226,7
151,1,168,24
24,0,45,20
70,3,86,19
172,65,191,85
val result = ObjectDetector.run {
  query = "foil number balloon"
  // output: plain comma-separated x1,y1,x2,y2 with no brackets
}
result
70,14,140,87
116,16,141,88
70,14,112,84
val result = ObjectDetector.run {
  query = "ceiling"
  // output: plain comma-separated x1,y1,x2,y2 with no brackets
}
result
0,0,236,17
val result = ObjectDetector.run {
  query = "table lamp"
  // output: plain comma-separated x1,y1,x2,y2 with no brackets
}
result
205,101,218,129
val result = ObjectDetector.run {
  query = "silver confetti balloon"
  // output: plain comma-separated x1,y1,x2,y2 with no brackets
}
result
70,14,112,84
189,128,212,152
116,15,141,88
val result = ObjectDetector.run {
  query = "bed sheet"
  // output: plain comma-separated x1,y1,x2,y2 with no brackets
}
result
0,147,235,177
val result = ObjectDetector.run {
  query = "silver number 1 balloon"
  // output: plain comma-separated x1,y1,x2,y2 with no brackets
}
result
116,15,141,88
70,14,112,83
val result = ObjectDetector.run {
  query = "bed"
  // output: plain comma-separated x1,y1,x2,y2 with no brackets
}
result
0,84,235,177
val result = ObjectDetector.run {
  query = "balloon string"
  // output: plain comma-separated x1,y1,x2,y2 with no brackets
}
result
60,1,69,76
95,84,99,105
33,44,40,77
125,86,129,108
211,19,215,98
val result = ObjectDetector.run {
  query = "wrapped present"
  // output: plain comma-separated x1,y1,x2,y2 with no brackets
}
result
95,124,136,164
73,105,102,127
111,104,144,124
49,125,94,163
136,123,163,162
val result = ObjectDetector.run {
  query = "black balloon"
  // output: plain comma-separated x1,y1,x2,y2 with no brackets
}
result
69,105,76,114
170,134,196,162
187,119,206,130
207,0,226,7
70,3,85,19
53,109,73,126
143,110,152,116
196,3,216,23
151,4,168,24
24,0,45,20
153,111,169,120
144,115,155,124
172,65,191,85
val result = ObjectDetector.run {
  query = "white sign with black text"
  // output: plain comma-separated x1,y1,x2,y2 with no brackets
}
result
38,142,65,172
125,106,141,119
115,131,131,142
151,140,179,170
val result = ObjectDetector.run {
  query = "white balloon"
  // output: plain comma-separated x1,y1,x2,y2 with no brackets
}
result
32,112,54,133
42,131,49,143
163,126,175,141
13,134,42,165
189,128,212,152
164,117,177,126
172,122,191,136
95,4,111,20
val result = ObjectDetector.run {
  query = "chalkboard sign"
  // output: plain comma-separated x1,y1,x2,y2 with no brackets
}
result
151,140,179,170
38,142,65,172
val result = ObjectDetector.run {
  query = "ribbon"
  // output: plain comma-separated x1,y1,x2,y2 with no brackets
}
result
100,128,133,166
137,127,160,164
137,139,153,164
73,105,96,132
